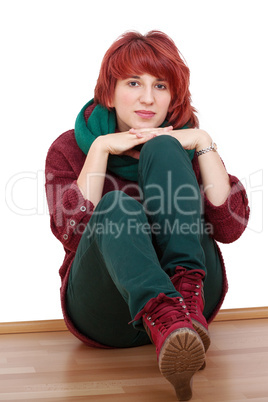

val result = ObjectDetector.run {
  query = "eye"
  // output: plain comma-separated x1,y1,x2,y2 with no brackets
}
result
155,83,167,90
128,81,139,87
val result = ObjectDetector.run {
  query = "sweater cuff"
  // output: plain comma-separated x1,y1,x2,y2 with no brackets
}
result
203,175,250,242
60,181,95,248
204,175,248,219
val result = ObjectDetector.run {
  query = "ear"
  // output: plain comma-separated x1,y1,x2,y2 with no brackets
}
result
107,96,114,109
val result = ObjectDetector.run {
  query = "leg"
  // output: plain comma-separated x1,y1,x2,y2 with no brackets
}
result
201,233,223,321
66,191,179,347
138,136,220,352
138,135,224,320
138,135,206,276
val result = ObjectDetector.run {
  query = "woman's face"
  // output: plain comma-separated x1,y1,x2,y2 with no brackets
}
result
110,73,171,132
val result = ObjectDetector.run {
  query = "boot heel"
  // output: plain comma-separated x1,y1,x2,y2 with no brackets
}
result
132,294,204,400
159,328,205,401
192,318,211,352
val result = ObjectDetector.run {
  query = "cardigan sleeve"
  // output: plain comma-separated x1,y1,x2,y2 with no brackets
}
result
192,155,250,244
45,137,95,252
202,174,250,243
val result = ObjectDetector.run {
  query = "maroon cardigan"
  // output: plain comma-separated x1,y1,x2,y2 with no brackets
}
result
45,120,250,348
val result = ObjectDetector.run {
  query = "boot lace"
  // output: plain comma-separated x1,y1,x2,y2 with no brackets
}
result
133,293,190,335
171,268,205,315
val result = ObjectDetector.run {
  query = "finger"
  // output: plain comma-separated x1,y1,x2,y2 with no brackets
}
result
129,127,156,135
165,125,173,131
130,126,173,136
158,127,174,135
129,128,138,134
154,126,173,134
132,125,172,132
136,132,157,139
128,130,138,136
135,132,155,138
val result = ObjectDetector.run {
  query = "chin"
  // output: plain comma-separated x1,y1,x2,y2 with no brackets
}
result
133,120,157,129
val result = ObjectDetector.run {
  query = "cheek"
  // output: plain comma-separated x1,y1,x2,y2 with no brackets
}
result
120,92,135,106
114,93,134,112
161,94,172,113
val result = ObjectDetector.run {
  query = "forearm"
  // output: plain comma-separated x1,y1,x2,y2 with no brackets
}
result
196,132,231,206
77,137,109,207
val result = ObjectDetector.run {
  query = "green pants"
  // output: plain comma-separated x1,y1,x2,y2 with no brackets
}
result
66,136,223,348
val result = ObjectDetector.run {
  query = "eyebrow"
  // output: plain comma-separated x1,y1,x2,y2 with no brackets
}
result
129,75,167,81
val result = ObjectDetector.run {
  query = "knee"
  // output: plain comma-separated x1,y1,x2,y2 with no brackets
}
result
96,191,144,217
140,135,185,161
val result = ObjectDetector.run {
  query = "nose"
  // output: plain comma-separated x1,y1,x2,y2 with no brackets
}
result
140,86,154,105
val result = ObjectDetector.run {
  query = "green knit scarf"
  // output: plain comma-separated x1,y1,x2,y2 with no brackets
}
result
75,99,195,181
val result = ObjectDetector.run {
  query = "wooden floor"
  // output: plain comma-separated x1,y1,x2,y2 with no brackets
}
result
0,319,268,401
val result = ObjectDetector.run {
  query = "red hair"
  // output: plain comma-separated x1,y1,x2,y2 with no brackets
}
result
94,30,199,129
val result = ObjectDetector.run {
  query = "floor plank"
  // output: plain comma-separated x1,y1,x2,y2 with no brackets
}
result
0,319,267,401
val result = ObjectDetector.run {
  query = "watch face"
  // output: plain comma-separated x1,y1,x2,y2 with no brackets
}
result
212,141,217,151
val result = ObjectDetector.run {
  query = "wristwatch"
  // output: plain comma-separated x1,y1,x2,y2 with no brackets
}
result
196,141,217,157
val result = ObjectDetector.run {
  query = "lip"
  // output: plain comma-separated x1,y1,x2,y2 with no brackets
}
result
135,110,156,119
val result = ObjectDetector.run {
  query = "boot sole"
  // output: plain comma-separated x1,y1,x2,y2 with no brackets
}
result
158,328,205,401
191,319,211,352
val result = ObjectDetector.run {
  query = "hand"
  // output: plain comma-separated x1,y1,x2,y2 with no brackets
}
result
170,128,212,151
130,127,212,151
129,126,173,137
94,130,157,160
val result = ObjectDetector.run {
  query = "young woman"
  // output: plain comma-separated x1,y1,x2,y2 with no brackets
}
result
45,30,249,400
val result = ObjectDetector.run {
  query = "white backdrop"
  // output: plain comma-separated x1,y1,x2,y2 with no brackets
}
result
1,0,267,322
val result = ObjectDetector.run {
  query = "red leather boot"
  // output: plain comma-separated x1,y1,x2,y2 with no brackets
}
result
133,293,205,401
171,267,211,352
